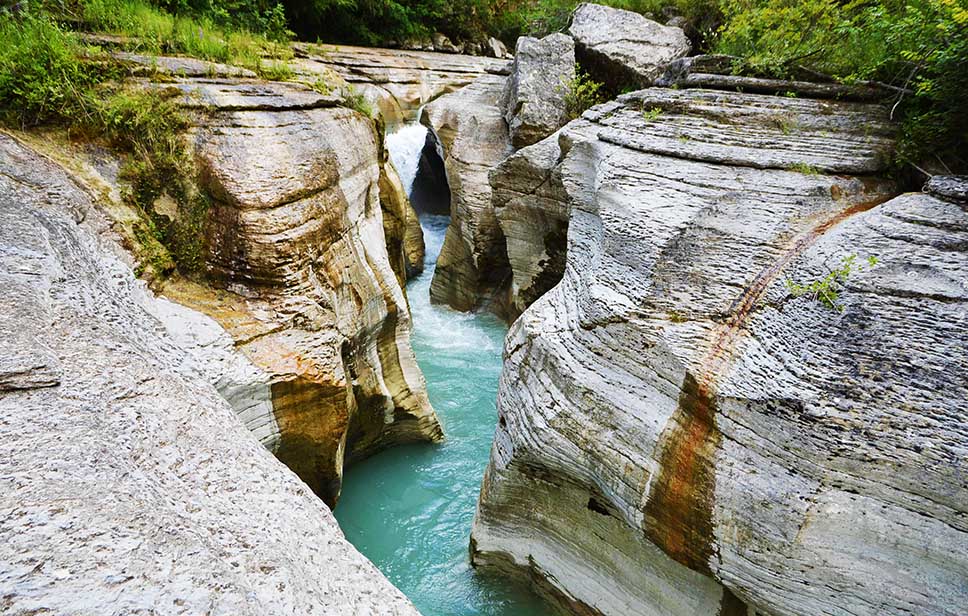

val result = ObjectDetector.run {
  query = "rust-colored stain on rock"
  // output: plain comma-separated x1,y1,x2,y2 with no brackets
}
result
644,190,889,575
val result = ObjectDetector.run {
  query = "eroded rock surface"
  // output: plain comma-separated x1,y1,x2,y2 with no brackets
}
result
292,43,511,125
568,2,690,89
503,33,575,148
171,79,441,504
0,133,419,615
472,88,968,616
422,74,513,313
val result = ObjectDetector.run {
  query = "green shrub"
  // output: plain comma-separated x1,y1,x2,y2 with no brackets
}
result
562,66,605,119
0,15,99,128
785,254,878,312
715,0,968,168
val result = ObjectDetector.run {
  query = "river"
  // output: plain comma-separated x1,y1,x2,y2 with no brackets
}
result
334,123,552,615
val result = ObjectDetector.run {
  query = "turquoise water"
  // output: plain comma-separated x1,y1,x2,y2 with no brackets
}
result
334,123,553,615
335,215,552,615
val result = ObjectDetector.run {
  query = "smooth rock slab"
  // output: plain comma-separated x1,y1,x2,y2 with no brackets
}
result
0,133,419,616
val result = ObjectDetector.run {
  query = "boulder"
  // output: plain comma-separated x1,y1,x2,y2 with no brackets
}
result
0,133,420,615
568,2,691,89
422,74,514,314
487,36,509,59
925,175,968,205
433,32,461,54
472,88,968,616
503,33,576,148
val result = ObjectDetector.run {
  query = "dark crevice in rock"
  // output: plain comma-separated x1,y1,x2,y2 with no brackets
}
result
410,126,451,216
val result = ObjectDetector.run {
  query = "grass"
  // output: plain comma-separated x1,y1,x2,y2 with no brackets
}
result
0,13,207,278
37,0,293,70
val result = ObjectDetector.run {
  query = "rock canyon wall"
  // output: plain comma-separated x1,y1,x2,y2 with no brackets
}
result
0,133,420,615
471,51,968,616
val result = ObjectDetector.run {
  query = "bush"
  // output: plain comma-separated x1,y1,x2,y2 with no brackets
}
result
562,66,606,119
715,0,968,169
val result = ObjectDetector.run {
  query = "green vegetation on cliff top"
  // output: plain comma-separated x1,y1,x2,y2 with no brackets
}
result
1,0,966,172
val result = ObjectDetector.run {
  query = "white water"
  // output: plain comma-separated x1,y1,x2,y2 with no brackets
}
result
386,122,429,193
334,124,552,615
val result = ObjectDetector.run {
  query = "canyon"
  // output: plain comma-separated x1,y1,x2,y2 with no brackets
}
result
2,3,966,615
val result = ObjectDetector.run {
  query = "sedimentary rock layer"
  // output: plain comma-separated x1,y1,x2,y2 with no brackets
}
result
292,43,511,125
423,74,514,314
0,133,420,615
171,79,441,505
472,88,968,616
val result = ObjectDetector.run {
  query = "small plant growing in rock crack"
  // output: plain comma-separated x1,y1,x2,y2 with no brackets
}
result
341,85,375,117
560,65,605,120
642,106,663,122
785,254,879,312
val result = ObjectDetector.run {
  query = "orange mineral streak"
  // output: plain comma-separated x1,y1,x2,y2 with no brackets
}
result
643,193,888,574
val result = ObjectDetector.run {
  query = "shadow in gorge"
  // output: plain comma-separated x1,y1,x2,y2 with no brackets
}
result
411,128,451,216
333,122,554,616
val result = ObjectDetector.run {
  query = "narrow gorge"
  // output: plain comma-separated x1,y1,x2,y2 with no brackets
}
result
1,2,966,616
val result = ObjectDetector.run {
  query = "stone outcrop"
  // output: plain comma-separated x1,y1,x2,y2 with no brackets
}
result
30,74,444,507
422,74,513,314
568,2,691,89
292,43,510,125
503,33,575,148
173,78,442,505
0,133,420,615
472,87,968,616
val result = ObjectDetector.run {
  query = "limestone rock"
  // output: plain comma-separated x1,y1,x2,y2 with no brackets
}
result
180,87,442,505
290,43,510,126
925,175,968,205
0,133,419,615
487,37,509,59
433,32,461,54
473,88,968,616
503,33,576,148
568,2,691,89
422,74,513,314
115,52,259,78
381,154,426,284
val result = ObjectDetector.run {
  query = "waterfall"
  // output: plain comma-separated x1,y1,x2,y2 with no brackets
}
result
386,122,429,196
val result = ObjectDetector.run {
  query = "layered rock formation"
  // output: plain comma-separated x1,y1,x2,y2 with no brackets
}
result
291,43,510,125
503,33,575,148
423,74,513,313
171,78,442,505
0,133,420,615
28,72,444,506
568,2,691,89
472,87,968,616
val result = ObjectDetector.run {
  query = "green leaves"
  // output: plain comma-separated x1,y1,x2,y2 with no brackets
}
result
785,254,879,312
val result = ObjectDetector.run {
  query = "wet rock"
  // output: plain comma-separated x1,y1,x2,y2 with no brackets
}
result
568,2,690,89
0,133,420,615
503,33,575,148
473,88,968,616
422,74,513,314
